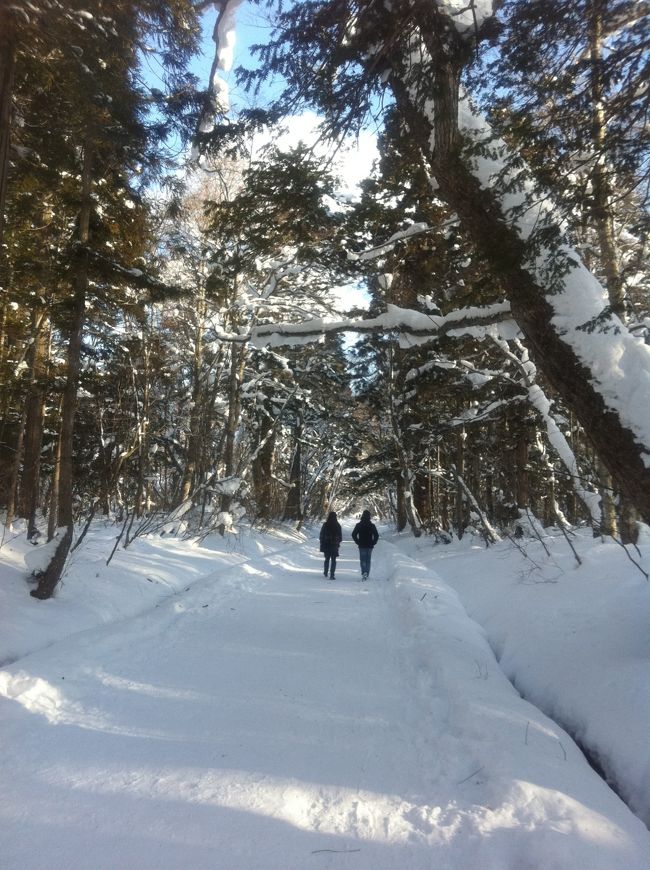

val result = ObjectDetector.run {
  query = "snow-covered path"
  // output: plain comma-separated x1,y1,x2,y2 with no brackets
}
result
2,531,649,869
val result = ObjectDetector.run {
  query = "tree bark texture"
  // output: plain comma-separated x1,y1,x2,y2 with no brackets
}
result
47,416,62,542
454,428,466,537
252,411,276,520
134,340,151,517
515,427,529,511
18,309,49,537
595,456,617,537
589,0,626,321
283,423,303,521
5,408,25,528
395,478,408,532
180,291,206,504
220,343,246,512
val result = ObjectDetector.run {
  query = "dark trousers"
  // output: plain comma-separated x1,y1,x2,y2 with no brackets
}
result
324,554,337,577
358,547,372,575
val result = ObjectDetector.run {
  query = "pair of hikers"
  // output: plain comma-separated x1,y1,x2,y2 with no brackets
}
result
319,510,379,580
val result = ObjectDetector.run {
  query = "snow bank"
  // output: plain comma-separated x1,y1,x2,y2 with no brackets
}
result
380,545,650,865
23,530,66,576
399,530,650,827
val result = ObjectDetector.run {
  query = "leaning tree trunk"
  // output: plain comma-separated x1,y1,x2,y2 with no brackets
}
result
385,19,650,524
452,464,500,544
32,141,92,599
432,146,650,522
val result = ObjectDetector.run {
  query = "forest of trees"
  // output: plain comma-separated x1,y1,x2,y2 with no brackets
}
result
1,0,648,598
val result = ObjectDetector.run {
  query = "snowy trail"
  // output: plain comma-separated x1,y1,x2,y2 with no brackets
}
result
1,533,649,869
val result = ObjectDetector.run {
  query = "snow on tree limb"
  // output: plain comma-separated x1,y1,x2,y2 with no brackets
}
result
192,0,244,155
451,91,650,470
346,221,434,262
233,301,514,348
438,0,495,35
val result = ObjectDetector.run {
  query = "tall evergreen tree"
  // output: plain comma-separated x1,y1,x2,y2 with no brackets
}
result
1,0,203,597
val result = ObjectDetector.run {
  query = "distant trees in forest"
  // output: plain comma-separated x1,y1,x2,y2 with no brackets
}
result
1,0,648,598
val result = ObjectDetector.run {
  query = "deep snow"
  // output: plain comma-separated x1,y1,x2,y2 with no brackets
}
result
405,528,650,828
1,521,649,869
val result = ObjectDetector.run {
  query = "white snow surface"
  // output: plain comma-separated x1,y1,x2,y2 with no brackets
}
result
1,520,649,868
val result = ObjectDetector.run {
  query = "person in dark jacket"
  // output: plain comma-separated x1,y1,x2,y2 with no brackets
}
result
319,511,342,580
352,510,379,580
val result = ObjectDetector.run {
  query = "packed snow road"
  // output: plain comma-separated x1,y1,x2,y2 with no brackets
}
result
1,530,649,869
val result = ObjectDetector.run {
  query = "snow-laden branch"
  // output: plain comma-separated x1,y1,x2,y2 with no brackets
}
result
192,0,243,157
454,91,650,468
259,258,302,300
451,463,501,543
346,221,434,262
445,396,524,429
216,301,513,349
72,244,183,299
406,355,501,388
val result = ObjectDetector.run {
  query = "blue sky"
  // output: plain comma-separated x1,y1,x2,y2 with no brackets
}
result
186,3,379,198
